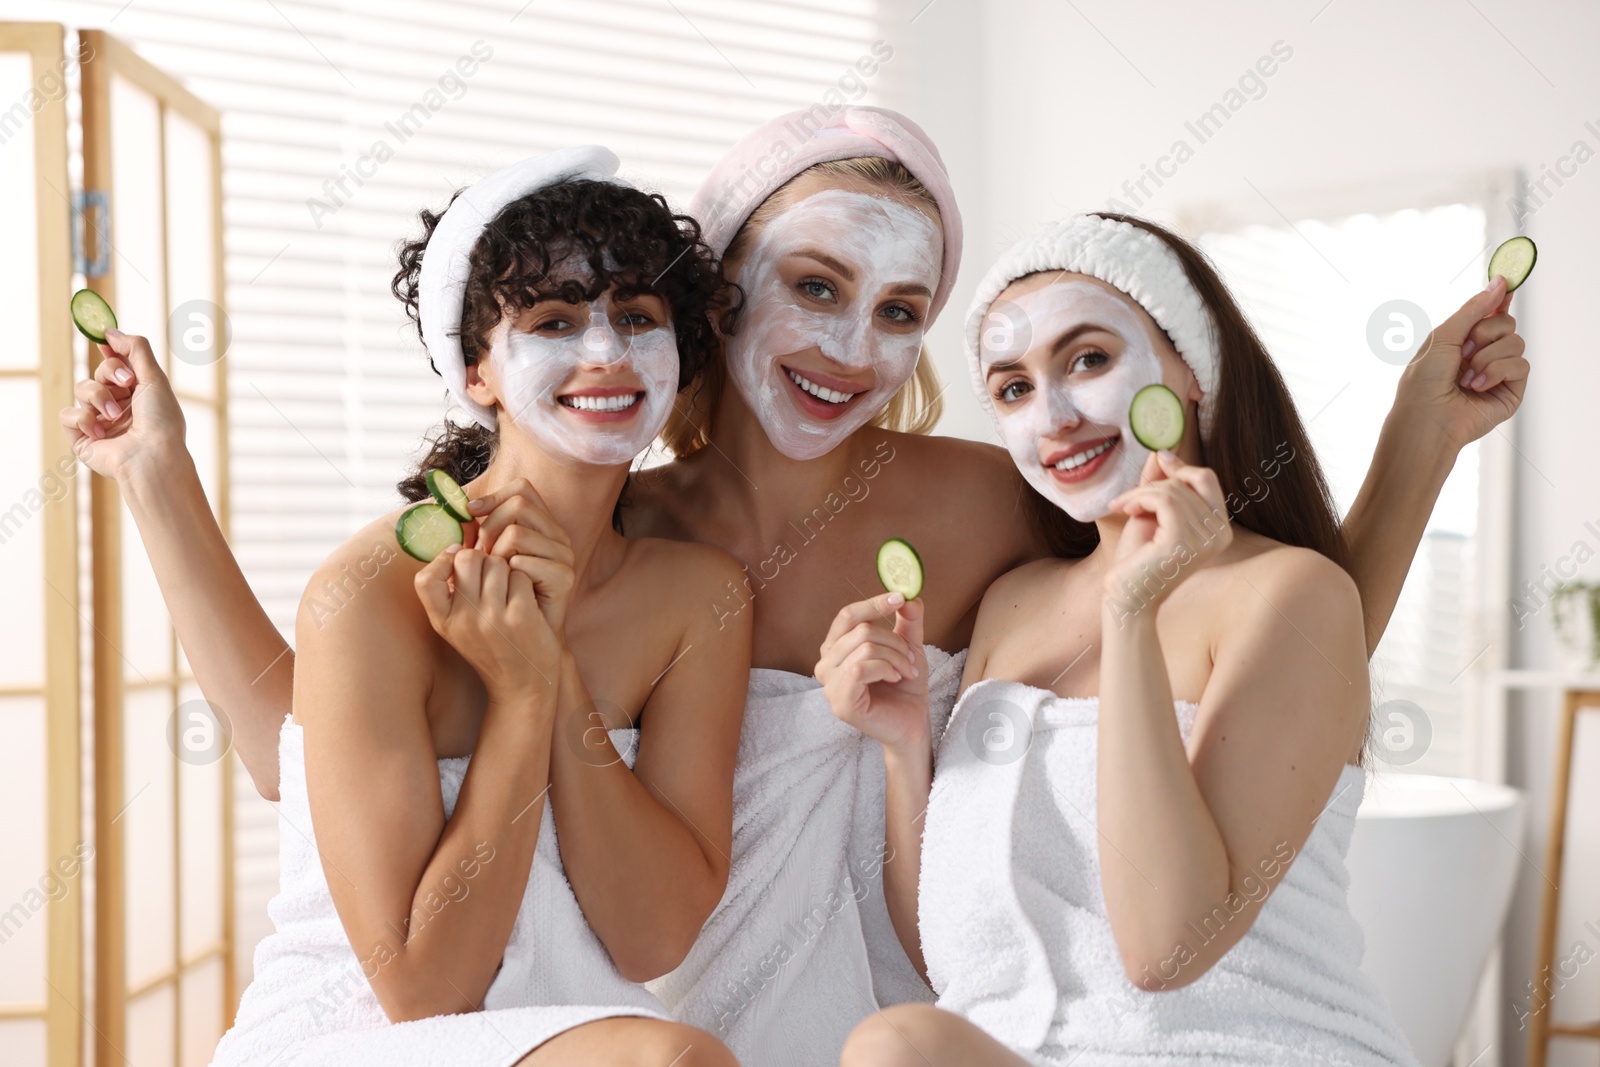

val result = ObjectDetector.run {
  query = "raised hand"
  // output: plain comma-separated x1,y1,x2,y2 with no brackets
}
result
1397,275,1529,451
58,329,188,481
1103,450,1233,611
816,591,929,756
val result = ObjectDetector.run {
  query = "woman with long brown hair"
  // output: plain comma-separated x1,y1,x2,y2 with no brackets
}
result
816,214,1524,1065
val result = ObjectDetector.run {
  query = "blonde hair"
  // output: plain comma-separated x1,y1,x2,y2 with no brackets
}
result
662,156,946,457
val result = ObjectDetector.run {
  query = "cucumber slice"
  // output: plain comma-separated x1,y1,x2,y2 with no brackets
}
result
395,502,464,563
876,537,924,600
1129,383,1185,452
1487,235,1536,291
424,469,473,522
71,288,117,343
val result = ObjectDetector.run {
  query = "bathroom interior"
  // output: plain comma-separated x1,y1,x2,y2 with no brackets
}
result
1,1,1598,1066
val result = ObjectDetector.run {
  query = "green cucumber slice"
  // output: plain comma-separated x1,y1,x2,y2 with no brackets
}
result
876,537,924,600
424,469,473,522
71,288,117,343
395,502,464,563
1487,235,1536,291
1129,383,1185,452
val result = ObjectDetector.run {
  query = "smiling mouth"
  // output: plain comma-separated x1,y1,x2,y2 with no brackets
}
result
785,367,862,406
1052,435,1116,471
558,391,643,414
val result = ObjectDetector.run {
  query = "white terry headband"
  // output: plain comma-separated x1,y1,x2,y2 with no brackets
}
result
964,214,1220,436
418,145,625,430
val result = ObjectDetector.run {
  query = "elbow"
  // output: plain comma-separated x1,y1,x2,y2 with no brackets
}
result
611,923,702,983
372,975,477,1024
1119,947,1211,992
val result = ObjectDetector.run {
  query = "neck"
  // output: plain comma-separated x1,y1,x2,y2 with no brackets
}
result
472,425,629,589
705,378,866,536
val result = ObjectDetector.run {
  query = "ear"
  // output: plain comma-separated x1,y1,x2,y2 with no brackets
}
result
463,359,497,410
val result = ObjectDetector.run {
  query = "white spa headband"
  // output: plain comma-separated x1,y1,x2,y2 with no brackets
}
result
418,145,625,430
964,214,1220,436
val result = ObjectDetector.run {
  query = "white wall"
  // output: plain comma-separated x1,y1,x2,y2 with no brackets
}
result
881,1,1599,1063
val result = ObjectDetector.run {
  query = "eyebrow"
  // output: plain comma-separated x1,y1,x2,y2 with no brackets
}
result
793,248,933,299
792,247,856,281
983,322,1112,375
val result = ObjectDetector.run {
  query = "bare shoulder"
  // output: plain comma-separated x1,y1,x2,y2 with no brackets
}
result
971,556,1075,645
620,535,749,632
296,509,428,640
1224,536,1359,617
875,429,1022,494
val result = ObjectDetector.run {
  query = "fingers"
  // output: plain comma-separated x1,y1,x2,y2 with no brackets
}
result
92,354,136,391
823,591,914,649
822,622,919,682
483,524,574,566
74,377,128,423
58,402,106,443
413,544,461,628
99,329,168,387
473,480,569,555
476,552,510,610
1460,331,1526,389
1431,275,1508,348
504,554,572,600
1470,352,1530,393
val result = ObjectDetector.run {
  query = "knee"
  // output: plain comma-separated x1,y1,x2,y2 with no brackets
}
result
638,1021,736,1067
841,1005,943,1067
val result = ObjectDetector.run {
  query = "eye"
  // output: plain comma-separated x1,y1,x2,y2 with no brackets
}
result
996,378,1033,404
798,276,837,302
617,310,657,331
1069,348,1109,373
532,315,576,335
880,301,919,325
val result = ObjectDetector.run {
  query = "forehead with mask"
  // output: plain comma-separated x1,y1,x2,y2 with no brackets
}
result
979,273,1199,522
712,161,945,461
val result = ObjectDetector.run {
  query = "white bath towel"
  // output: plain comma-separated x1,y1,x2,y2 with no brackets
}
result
210,719,667,1067
920,680,1422,1067
648,646,965,1067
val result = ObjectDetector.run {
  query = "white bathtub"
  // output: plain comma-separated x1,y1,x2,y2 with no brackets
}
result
1347,773,1526,1067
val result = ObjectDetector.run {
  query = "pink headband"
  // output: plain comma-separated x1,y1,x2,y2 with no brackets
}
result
689,105,963,320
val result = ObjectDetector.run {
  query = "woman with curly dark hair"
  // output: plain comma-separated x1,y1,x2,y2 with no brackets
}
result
80,148,749,1067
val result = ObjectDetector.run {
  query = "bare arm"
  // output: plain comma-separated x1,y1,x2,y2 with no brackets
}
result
543,557,748,981
1097,456,1368,989
1342,279,1528,652
301,541,560,1022
62,330,290,800
816,591,931,978
464,483,750,980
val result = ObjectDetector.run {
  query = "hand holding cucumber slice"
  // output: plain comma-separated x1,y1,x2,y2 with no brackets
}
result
876,537,924,601
1487,236,1536,291
395,470,476,562
1129,383,1185,452
71,289,118,343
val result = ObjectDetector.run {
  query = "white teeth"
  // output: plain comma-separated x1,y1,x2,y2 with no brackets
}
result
1053,438,1115,471
560,392,641,413
786,368,858,405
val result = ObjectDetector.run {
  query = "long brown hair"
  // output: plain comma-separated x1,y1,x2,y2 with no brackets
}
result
1026,213,1351,573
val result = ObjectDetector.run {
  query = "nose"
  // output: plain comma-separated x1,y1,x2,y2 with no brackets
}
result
1039,382,1083,433
579,316,629,367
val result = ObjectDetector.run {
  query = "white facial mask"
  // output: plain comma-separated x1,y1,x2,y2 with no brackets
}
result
981,281,1163,521
490,292,679,466
725,189,942,461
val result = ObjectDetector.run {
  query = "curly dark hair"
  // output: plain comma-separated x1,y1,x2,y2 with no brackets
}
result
391,178,731,511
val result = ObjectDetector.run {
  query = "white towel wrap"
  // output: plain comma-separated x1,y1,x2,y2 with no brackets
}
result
210,719,666,1067
921,679,1422,1067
